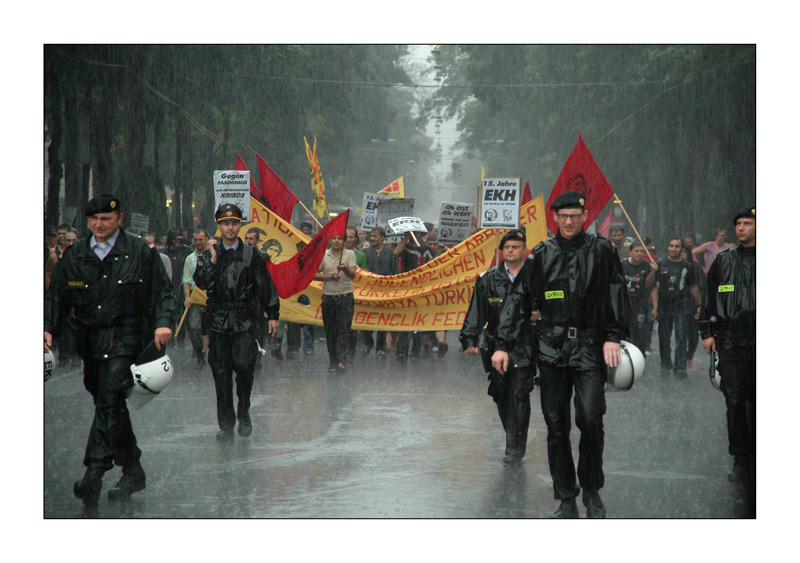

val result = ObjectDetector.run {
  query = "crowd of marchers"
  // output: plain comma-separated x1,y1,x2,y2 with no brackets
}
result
44,193,754,518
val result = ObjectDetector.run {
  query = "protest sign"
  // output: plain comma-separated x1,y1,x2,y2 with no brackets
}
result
438,202,474,245
480,178,521,229
213,170,252,222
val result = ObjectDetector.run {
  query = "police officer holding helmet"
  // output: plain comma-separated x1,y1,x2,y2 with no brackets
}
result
44,193,176,508
492,190,631,518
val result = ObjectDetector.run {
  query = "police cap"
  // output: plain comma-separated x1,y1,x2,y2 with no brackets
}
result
499,227,527,249
551,190,586,211
733,206,755,225
85,193,122,216
215,203,243,222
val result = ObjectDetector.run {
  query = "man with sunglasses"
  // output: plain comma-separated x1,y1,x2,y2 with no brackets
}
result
492,190,630,518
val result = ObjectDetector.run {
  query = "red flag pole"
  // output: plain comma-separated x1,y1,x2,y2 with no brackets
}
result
613,193,653,262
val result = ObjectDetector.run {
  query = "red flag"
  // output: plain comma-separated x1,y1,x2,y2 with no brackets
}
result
522,181,532,205
545,132,615,235
256,154,299,223
267,210,349,298
597,208,612,238
234,154,261,203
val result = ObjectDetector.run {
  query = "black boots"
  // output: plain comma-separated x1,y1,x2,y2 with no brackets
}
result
551,498,579,518
237,411,252,437
74,467,105,508
108,462,146,502
583,491,606,518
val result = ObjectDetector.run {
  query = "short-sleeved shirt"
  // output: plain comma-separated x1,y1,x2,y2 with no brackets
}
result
621,258,651,311
319,248,357,295
364,245,398,276
182,251,201,290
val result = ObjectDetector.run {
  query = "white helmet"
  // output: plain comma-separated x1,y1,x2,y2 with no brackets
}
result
607,340,645,391
709,350,722,392
127,341,174,410
44,349,57,382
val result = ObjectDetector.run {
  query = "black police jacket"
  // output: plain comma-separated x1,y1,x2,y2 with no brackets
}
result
459,259,536,371
45,227,176,359
698,245,755,351
496,230,631,370
193,239,280,333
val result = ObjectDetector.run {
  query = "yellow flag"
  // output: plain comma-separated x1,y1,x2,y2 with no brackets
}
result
304,136,327,218
377,176,405,198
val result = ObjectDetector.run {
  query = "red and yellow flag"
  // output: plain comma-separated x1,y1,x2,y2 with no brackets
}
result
304,136,327,218
377,176,404,198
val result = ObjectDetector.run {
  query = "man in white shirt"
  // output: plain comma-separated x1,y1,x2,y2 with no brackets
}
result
183,229,210,368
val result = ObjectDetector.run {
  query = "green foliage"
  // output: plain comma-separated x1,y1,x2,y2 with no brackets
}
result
44,45,431,230
421,45,755,243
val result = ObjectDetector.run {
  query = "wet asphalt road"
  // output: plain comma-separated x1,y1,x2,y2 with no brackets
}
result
43,331,753,519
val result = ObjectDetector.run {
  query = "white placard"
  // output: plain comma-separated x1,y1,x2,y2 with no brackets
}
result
387,216,427,234
360,192,388,230
377,198,415,242
213,170,251,222
438,202,474,245
480,177,521,229
129,212,150,235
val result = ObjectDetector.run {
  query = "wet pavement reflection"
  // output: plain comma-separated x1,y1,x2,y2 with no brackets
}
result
44,333,752,518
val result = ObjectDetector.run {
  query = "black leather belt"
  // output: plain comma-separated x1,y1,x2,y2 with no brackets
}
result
538,321,602,339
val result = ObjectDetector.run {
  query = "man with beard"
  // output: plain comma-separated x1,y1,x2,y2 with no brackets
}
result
45,193,175,507
194,204,280,441
460,229,535,465
492,191,630,518
699,207,756,515
651,238,702,379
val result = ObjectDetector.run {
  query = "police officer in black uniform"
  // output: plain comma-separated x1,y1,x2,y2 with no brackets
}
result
45,193,176,508
460,228,536,465
492,191,631,518
699,206,755,515
193,203,280,442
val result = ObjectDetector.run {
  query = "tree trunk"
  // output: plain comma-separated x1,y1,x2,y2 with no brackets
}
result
45,58,62,229
63,75,80,225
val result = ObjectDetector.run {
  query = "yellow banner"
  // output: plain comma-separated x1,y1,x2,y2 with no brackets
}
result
304,136,327,218
377,176,405,198
192,195,549,331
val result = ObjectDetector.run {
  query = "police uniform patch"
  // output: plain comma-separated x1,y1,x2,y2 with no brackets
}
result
68,281,86,288
718,285,734,293
545,290,564,299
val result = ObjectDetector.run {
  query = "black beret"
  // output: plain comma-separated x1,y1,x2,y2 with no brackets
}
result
551,190,586,211
215,203,243,222
733,206,755,225
85,193,121,216
499,227,527,249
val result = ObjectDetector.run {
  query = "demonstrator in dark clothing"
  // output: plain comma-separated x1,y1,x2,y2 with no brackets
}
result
620,240,657,352
651,238,702,379
699,206,755,513
460,229,536,465
393,230,433,363
361,227,398,359
194,203,280,441
493,191,631,518
45,193,175,508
